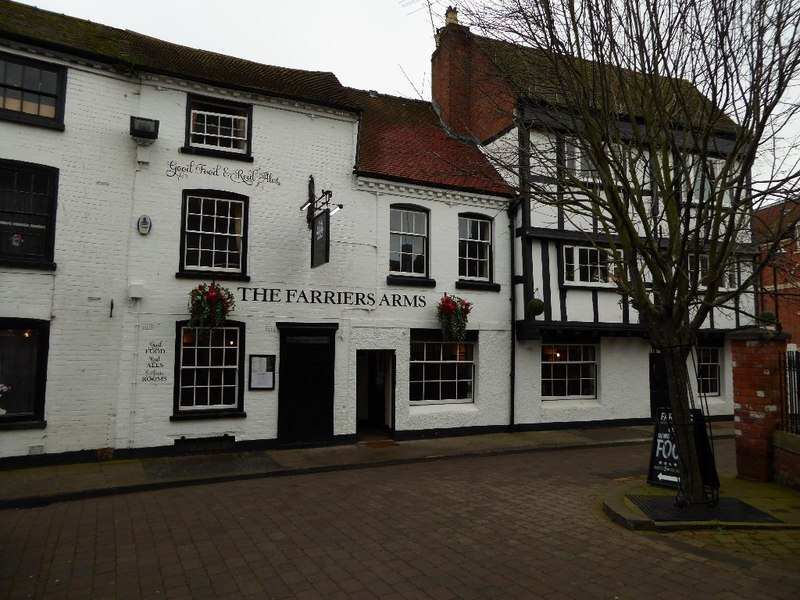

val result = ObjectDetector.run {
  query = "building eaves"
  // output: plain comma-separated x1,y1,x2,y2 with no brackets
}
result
0,0,358,113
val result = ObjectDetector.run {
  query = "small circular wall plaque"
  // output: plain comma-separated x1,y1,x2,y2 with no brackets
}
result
137,215,152,235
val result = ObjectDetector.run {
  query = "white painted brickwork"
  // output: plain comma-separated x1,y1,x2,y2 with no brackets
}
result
0,43,735,459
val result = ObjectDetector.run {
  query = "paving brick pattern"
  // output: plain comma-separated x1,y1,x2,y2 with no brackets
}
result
1,440,798,599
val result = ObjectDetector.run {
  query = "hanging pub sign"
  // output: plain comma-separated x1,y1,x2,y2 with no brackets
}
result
311,209,330,268
647,407,681,488
304,175,337,269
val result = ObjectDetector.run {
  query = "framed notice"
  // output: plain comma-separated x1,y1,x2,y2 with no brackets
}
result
249,354,276,390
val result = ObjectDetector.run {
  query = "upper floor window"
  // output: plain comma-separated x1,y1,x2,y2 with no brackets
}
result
564,138,597,183
179,190,248,278
458,215,491,280
0,159,58,269
184,95,252,160
690,255,737,290
0,53,66,130
563,245,616,286
390,206,428,277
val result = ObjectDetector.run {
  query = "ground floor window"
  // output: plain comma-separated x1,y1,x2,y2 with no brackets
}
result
0,319,48,424
696,347,721,396
410,341,474,404
173,322,245,417
541,344,597,398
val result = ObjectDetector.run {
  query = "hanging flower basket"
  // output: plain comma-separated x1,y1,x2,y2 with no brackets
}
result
436,294,472,341
188,282,235,328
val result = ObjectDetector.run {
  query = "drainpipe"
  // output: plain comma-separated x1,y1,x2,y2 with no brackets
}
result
509,115,534,431
508,196,521,430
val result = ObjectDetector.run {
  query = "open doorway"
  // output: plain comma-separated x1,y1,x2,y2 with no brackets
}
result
356,350,395,440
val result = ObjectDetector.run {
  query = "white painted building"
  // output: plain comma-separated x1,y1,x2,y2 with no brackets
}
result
0,1,516,459
0,2,742,461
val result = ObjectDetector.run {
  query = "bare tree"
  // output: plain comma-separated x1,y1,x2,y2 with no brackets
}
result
440,0,800,503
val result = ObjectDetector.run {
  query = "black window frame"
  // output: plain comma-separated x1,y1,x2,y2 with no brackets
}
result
171,320,246,420
176,189,250,282
541,343,598,399
387,203,436,287
0,159,58,270
181,94,254,162
0,51,67,131
0,318,49,429
455,212,501,292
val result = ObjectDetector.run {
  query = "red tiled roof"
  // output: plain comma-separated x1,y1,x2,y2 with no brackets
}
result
347,89,513,197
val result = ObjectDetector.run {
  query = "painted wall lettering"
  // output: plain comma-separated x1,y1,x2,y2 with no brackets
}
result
142,340,168,383
166,160,280,187
236,286,426,308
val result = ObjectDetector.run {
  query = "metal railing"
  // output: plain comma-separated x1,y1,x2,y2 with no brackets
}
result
780,351,800,434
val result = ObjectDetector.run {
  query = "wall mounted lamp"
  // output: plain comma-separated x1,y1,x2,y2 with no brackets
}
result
130,116,160,146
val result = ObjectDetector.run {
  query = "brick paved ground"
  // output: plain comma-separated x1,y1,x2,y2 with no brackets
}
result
0,439,798,599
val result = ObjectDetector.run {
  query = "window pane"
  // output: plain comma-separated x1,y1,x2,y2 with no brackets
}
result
541,344,597,399
0,327,39,416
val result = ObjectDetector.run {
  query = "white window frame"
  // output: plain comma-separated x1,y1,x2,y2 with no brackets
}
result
458,215,491,281
389,206,428,277
176,324,243,413
186,96,251,156
564,138,598,183
541,344,598,399
563,245,616,287
409,341,474,405
696,347,721,397
180,191,247,275
691,255,737,290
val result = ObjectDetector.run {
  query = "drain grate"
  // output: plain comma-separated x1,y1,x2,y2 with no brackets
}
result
628,495,783,523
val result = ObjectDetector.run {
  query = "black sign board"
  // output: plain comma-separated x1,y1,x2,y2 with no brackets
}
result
647,408,682,488
311,209,330,268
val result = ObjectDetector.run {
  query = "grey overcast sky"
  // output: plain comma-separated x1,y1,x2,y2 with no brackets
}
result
13,0,450,99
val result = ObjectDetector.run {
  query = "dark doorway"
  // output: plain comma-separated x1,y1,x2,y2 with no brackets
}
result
356,350,395,439
277,323,337,444
649,352,669,419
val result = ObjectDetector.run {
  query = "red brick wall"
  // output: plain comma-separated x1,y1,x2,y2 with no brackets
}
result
432,25,516,143
731,336,786,481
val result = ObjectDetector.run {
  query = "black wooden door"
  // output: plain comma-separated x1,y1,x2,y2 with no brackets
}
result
277,323,337,443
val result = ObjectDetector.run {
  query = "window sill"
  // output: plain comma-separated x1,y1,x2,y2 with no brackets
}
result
455,280,501,292
176,271,251,282
0,259,56,271
170,410,246,422
180,146,254,163
386,274,437,288
0,111,64,131
0,419,47,430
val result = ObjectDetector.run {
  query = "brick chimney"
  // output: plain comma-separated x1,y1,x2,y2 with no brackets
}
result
431,8,515,143
432,10,474,138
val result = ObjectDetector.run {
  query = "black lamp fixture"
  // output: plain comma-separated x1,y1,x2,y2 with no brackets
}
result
129,116,159,145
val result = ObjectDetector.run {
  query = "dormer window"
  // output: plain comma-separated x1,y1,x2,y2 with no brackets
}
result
183,95,252,161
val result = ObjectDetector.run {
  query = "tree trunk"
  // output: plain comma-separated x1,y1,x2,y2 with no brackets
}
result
658,342,707,504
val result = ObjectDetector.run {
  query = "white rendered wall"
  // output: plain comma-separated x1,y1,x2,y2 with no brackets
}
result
0,53,139,457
